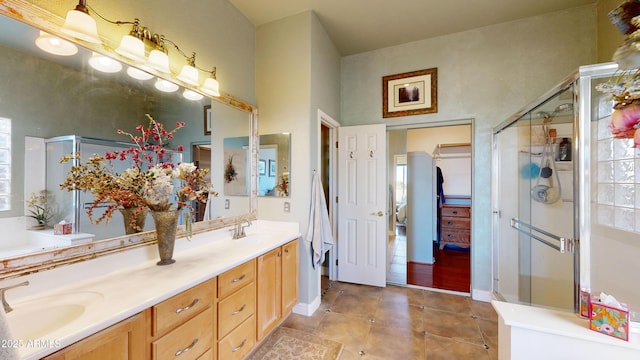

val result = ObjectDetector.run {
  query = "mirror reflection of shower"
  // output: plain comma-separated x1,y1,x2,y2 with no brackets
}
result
531,103,573,204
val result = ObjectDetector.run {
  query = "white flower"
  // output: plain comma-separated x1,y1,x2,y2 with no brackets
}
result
175,162,197,179
143,165,175,208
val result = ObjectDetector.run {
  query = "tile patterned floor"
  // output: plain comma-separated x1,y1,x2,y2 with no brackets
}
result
280,282,499,359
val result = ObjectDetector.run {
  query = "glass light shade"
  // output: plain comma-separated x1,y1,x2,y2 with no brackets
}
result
35,31,78,56
183,89,203,101
116,35,146,62
147,49,171,74
88,52,122,73
177,64,199,86
126,66,153,80
154,78,179,92
61,10,101,44
200,77,220,97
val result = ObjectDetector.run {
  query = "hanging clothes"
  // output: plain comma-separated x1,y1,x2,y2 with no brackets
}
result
305,171,334,269
437,166,445,206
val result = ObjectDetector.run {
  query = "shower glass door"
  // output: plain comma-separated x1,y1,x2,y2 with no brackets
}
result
493,86,576,312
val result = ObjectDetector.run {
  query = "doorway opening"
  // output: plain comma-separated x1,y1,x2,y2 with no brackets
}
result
387,123,472,294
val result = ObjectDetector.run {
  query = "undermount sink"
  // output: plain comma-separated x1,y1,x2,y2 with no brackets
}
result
6,291,104,340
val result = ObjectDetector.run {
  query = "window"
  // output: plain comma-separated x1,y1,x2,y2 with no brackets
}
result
0,118,10,211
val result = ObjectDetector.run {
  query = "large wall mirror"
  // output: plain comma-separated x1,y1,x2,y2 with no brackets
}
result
0,3,257,277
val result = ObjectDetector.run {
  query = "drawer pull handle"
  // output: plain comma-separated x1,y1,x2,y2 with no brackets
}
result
285,248,289,253
175,298,199,314
232,274,246,283
447,221,453,225
232,304,247,315
232,339,247,353
452,211,458,215
175,338,198,356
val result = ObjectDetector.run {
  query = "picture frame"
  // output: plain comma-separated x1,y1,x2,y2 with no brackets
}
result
382,68,437,118
268,159,276,177
259,159,266,175
204,105,212,135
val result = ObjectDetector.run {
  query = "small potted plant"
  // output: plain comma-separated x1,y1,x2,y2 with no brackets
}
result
26,190,53,229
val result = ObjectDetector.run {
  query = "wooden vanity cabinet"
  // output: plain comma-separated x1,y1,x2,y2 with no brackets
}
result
42,313,145,360
256,239,299,341
149,277,217,360
217,260,256,360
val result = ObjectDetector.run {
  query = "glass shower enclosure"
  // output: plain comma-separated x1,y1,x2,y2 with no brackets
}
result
493,63,640,322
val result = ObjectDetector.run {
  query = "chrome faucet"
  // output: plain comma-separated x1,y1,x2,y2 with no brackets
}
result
231,218,252,239
0,280,29,313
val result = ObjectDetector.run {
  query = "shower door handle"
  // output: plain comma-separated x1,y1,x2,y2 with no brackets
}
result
510,218,574,253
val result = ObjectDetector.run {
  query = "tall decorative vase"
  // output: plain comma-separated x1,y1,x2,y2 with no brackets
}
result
119,207,148,235
151,209,180,266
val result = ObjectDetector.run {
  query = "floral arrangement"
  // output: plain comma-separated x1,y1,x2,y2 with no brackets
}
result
597,1,640,146
274,174,289,196
26,190,53,227
61,114,215,234
224,154,238,183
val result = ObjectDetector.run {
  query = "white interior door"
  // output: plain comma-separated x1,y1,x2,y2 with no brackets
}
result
337,124,387,287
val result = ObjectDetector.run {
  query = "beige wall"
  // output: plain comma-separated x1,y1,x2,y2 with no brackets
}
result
597,0,627,63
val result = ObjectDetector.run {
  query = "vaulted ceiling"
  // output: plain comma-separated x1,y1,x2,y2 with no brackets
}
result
229,0,597,56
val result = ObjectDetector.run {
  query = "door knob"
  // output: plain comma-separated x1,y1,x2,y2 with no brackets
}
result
370,211,384,217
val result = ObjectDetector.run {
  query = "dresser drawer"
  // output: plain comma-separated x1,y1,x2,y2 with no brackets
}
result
441,229,470,246
441,216,470,230
218,315,256,360
441,206,471,218
153,278,216,337
218,282,255,338
218,260,256,299
152,307,214,360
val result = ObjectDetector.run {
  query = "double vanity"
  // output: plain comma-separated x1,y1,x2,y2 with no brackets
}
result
2,220,300,360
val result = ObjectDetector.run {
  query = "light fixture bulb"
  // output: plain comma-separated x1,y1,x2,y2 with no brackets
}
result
61,9,101,44
88,52,122,73
183,89,203,101
116,35,146,62
147,49,171,74
200,77,220,97
35,31,78,56
154,78,179,92
177,64,199,86
126,66,153,80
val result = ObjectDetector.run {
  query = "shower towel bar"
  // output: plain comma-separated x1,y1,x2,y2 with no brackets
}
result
510,218,574,253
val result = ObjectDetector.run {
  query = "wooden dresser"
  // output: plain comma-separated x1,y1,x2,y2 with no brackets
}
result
439,203,471,249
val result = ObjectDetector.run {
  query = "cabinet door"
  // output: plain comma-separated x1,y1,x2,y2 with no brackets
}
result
256,248,282,340
43,313,145,360
282,239,299,315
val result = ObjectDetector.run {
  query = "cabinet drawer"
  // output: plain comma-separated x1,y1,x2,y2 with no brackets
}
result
218,282,255,338
441,230,470,245
218,260,255,299
218,315,256,360
441,216,470,230
153,278,216,337
441,206,471,218
153,307,214,360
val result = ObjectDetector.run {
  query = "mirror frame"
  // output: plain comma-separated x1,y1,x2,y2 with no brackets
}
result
0,0,258,279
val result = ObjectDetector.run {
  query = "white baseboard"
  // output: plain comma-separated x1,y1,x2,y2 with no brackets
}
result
292,295,321,316
472,288,492,303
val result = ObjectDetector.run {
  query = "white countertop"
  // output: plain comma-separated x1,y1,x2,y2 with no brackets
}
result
492,300,640,351
3,220,301,360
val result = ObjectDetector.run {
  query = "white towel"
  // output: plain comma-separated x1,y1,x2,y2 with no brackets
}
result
305,172,334,269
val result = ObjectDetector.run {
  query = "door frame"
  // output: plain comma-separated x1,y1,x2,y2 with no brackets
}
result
387,118,475,291
317,109,340,281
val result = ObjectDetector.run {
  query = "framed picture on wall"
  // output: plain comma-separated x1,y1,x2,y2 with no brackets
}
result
382,68,437,118
204,105,212,135
259,159,266,175
268,159,276,177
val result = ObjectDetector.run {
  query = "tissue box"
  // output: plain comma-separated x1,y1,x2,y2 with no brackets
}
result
590,297,630,341
53,222,72,235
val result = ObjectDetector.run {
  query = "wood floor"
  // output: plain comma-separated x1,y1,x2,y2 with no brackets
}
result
388,225,471,293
